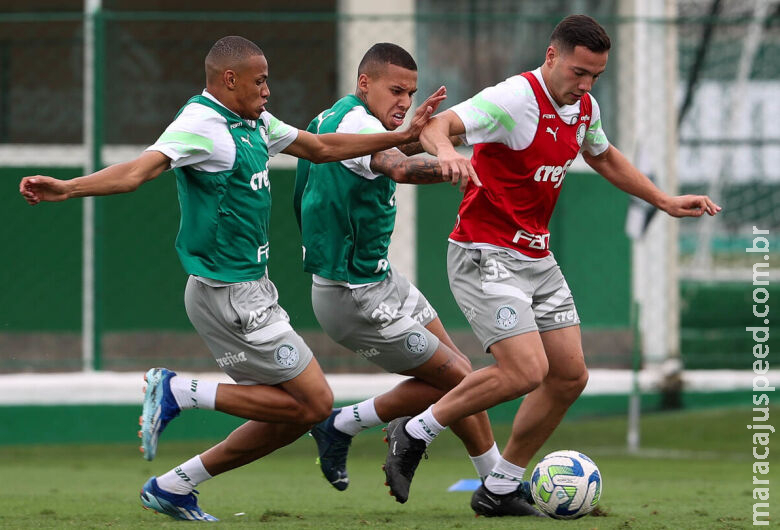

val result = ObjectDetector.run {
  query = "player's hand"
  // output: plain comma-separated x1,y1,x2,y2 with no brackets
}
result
19,175,71,205
438,150,482,192
405,86,447,141
662,194,721,217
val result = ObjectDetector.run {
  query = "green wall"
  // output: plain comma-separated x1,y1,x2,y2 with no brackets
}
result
3,167,630,341
3,168,83,332
2,167,318,335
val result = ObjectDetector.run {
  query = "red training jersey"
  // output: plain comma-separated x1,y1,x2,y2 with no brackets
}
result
449,72,592,258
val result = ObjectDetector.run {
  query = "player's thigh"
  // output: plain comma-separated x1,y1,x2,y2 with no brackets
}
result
312,268,440,373
532,255,581,334
488,330,548,381
399,339,473,390
424,316,471,364
447,243,539,353
277,355,333,408
539,324,587,381
185,275,315,386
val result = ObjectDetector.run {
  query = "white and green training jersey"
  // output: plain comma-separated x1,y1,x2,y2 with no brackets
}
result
451,68,609,156
294,94,398,285
147,90,298,282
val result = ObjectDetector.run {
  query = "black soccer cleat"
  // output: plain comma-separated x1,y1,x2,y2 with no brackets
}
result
383,417,427,504
470,482,547,517
310,409,352,491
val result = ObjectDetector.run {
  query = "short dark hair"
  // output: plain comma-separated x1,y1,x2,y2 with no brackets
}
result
357,43,417,78
550,15,611,54
205,36,263,74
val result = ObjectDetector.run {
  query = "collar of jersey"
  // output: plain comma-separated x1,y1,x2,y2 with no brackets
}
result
531,68,580,125
201,89,258,128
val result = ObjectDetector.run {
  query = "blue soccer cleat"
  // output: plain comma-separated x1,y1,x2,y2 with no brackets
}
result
140,477,218,521
139,367,180,461
310,409,353,491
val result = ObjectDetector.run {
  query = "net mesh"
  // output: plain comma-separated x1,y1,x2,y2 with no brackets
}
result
2,2,778,373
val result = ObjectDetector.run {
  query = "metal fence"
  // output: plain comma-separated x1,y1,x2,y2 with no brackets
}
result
2,1,778,373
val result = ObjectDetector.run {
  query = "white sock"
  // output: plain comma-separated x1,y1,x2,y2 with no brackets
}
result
470,442,500,482
169,376,217,410
405,406,445,445
333,398,382,436
156,455,212,495
484,456,526,495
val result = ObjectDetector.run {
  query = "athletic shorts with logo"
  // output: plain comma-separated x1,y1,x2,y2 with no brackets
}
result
447,243,580,352
312,267,439,373
184,275,313,385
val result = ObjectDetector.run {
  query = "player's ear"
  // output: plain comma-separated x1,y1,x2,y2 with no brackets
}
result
224,69,237,90
545,45,557,67
357,73,370,96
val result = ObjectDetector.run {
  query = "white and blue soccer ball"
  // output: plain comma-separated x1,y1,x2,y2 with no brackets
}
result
530,450,602,519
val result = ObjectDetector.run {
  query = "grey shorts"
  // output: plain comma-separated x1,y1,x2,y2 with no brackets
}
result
311,268,439,373
184,275,313,385
447,243,580,352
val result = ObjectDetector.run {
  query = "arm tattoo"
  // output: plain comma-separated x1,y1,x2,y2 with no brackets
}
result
397,142,425,156
372,150,444,184
403,157,445,184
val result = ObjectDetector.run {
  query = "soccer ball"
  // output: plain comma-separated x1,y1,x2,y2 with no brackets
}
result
530,450,602,519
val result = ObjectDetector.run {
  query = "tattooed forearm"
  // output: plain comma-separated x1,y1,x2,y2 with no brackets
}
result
397,142,425,156
402,157,445,184
372,150,446,184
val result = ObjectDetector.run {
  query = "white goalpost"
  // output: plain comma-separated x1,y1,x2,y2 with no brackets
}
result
618,0,681,452
82,0,102,372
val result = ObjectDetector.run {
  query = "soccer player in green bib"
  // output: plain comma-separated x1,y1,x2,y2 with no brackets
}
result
295,43,497,501
19,36,446,522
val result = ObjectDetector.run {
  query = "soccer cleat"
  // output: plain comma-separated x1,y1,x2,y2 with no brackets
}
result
310,409,352,491
140,367,180,461
140,477,218,522
383,416,427,504
470,482,547,517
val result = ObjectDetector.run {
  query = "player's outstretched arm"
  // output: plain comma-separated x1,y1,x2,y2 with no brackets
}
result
583,145,721,218
19,151,171,205
419,110,481,191
283,87,447,164
396,135,462,157
370,149,445,185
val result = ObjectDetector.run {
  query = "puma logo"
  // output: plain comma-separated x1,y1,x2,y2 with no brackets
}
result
546,126,558,142
316,111,336,133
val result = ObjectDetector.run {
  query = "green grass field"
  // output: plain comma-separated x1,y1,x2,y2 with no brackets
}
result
0,406,773,529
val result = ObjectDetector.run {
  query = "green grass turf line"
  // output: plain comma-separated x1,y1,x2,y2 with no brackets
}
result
0,407,773,528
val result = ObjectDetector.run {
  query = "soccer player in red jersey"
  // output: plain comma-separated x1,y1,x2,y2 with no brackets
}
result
382,15,721,516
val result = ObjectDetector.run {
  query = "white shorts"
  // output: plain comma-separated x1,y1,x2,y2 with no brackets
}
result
447,243,580,352
184,275,313,385
311,267,439,373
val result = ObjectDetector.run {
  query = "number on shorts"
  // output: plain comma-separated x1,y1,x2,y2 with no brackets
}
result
484,258,511,281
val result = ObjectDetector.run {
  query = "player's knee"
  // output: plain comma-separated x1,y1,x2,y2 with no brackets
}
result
300,388,334,424
456,353,473,372
491,365,547,402
446,354,474,382
570,368,589,397
503,357,549,398
550,368,589,403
